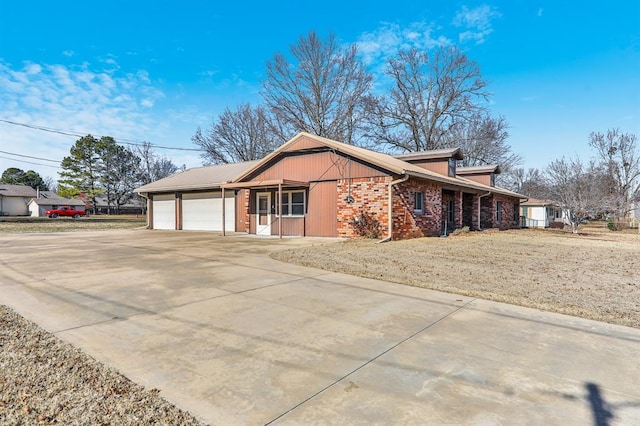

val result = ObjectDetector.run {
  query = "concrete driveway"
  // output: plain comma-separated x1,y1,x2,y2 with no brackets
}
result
1,230,639,425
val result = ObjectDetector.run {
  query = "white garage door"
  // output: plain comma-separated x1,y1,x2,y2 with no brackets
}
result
152,194,176,230
182,190,235,231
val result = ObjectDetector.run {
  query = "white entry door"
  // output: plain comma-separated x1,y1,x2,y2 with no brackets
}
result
256,193,271,235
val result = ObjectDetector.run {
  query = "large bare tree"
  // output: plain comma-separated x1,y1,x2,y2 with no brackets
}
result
367,46,489,152
441,112,521,173
192,103,278,164
262,31,372,144
545,157,610,233
588,128,639,218
136,142,182,184
503,167,547,198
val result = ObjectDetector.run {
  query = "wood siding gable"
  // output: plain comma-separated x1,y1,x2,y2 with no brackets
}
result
245,150,390,183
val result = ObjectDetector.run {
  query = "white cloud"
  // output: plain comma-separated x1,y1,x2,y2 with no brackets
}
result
0,60,168,179
62,50,74,57
453,5,501,45
357,21,452,67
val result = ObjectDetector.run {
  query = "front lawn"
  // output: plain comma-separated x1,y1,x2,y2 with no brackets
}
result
272,228,640,328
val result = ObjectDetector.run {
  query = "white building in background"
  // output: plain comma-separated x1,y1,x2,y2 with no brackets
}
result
519,198,565,228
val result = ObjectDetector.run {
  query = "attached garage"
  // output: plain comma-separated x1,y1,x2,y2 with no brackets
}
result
135,161,258,232
182,190,235,231
152,194,176,230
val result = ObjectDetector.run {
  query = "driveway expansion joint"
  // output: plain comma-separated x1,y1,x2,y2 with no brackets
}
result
264,297,478,425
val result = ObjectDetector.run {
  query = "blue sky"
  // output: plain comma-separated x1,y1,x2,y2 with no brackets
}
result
0,1,638,182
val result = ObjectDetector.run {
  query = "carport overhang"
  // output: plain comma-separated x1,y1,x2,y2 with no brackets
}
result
221,179,310,238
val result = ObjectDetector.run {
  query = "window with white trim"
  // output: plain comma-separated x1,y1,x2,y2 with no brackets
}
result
277,190,306,216
414,192,424,213
496,201,503,223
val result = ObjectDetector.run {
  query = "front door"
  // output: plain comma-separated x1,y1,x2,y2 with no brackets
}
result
256,193,271,235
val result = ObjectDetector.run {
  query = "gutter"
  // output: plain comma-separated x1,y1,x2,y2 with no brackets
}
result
477,191,492,230
379,174,409,243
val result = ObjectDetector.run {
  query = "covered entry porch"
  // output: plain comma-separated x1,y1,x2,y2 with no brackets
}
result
223,179,308,238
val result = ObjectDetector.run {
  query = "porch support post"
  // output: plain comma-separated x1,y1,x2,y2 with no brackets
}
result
222,188,226,236
278,183,283,239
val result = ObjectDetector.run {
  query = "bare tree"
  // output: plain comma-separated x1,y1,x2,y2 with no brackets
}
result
502,167,547,198
136,142,181,184
588,128,640,218
367,46,489,152
545,157,610,233
192,103,278,164
262,31,372,144
444,114,520,167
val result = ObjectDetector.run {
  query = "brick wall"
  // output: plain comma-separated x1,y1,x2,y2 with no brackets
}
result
493,194,520,230
393,179,443,239
480,194,520,230
336,176,390,238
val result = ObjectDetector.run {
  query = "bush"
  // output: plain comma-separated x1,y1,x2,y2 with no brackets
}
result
352,210,382,239
607,220,619,231
549,221,565,229
451,226,470,235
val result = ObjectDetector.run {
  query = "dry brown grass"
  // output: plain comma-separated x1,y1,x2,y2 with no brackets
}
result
272,228,640,329
0,216,146,233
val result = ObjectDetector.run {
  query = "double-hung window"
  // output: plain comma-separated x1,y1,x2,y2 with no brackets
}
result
496,201,503,223
278,190,305,216
414,192,424,213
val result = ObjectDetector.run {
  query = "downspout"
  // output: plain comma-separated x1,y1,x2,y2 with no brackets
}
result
477,191,492,230
379,174,409,243
278,183,283,239
222,188,226,236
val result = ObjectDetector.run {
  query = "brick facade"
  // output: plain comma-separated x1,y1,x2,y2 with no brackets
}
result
393,179,443,238
336,176,390,238
333,176,523,240
480,194,520,230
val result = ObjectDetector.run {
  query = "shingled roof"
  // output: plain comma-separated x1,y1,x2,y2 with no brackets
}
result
135,161,259,194
0,184,37,197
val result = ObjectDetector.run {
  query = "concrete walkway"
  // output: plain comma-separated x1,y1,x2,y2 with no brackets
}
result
1,230,638,425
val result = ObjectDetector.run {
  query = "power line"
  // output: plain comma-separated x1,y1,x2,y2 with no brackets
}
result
0,118,202,152
0,150,60,163
0,154,62,169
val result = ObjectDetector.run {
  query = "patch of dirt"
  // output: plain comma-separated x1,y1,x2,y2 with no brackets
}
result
0,305,205,425
272,229,640,329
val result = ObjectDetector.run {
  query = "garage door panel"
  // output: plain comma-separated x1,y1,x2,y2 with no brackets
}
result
152,195,176,230
182,192,235,231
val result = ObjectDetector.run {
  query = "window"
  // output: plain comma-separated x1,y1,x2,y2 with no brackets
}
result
513,204,519,222
490,174,496,187
276,190,305,217
414,192,424,213
496,201,503,223
448,158,457,176
521,207,528,217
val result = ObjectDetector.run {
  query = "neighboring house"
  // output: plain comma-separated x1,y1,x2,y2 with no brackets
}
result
28,192,87,217
135,133,526,239
94,195,147,215
519,198,564,228
0,184,37,216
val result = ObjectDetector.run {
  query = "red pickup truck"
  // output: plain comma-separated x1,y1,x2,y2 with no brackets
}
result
45,206,88,219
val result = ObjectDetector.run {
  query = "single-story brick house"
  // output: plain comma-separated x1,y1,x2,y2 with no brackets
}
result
28,192,87,217
0,184,37,216
136,133,526,239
